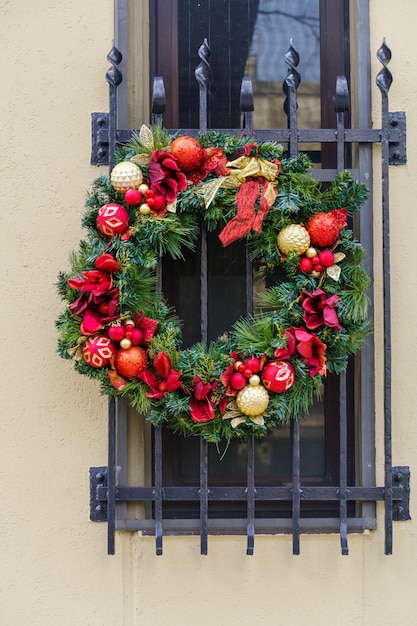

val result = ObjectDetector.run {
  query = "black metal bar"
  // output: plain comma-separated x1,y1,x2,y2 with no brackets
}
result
195,38,210,132
151,76,166,125
154,426,163,555
291,420,301,555
100,483,407,504
200,228,208,345
240,76,254,135
283,39,300,157
376,39,393,556
200,437,209,555
107,397,116,555
246,436,255,555
335,80,349,555
113,125,402,146
106,46,122,172
339,372,349,555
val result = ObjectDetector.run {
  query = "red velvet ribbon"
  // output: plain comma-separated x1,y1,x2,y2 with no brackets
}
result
218,179,276,247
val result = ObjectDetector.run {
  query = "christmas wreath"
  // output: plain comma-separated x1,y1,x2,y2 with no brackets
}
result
56,125,370,442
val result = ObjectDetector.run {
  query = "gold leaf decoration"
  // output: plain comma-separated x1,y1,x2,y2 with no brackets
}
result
333,252,346,263
139,124,154,150
326,264,342,281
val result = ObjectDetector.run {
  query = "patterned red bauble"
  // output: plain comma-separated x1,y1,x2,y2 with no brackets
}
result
82,335,116,369
170,136,203,172
97,203,129,237
262,360,295,393
114,346,148,378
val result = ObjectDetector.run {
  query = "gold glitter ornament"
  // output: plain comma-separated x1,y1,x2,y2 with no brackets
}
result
110,161,143,193
277,224,310,255
236,382,269,417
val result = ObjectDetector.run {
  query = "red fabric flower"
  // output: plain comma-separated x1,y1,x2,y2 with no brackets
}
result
68,254,120,334
187,148,228,185
133,311,158,343
138,352,183,399
148,150,187,204
301,289,342,331
70,287,120,335
220,361,236,396
275,326,327,377
189,375,217,422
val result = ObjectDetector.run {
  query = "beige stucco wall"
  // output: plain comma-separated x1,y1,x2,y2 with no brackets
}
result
1,1,417,624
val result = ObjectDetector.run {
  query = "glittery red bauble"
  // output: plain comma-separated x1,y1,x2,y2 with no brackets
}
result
97,203,129,237
83,335,116,368
171,136,203,172
230,372,247,390
307,212,341,248
262,360,295,393
114,346,148,378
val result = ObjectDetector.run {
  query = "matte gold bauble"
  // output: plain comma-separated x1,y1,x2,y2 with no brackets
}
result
277,224,310,255
236,383,269,417
110,161,143,193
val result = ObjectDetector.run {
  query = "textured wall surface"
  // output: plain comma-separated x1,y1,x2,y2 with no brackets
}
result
1,1,417,624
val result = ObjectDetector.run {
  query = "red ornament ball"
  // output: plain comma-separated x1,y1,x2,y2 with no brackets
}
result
245,357,261,373
230,372,247,390
97,203,129,237
124,188,142,205
318,250,335,267
307,210,345,248
262,360,295,393
298,257,313,274
108,325,125,342
130,328,144,346
170,136,203,172
114,346,148,378
83,335,116,369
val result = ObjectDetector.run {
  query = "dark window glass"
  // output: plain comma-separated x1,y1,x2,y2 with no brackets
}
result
152,0,353,520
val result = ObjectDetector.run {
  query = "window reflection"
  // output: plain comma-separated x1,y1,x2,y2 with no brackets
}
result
246,0,320,130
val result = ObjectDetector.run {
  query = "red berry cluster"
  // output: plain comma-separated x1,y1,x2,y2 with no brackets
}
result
229,356,262,390
124,184,166,215
297,248,335,276
108,319,144,350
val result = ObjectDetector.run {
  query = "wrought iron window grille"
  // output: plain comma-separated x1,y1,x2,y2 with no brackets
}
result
90,38,410,556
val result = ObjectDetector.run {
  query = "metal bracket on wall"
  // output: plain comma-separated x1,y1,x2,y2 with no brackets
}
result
89,466,108,522
91,113,110,166
89,465,411,524
388,111,407,165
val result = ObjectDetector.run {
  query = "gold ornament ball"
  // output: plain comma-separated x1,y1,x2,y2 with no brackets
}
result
110,161,143,193
120,338,132,350
277,224,311,255
139,203,151,215
249,374,261,386
138,183,149,195
305,246,318,259
236,384,269,417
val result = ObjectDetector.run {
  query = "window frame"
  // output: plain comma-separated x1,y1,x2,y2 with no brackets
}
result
108,0,377,535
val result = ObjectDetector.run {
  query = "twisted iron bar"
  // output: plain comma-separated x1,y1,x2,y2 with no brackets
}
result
106,46,123,172
106,46,123,88
195,38,211,131
376,38,393,95
283,38,301,116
